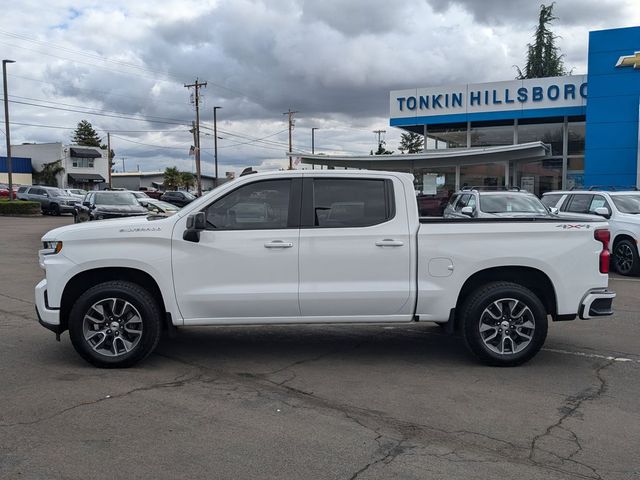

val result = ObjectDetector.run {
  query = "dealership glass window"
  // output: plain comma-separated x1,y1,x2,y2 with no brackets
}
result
470,121,514,148
567,157,584,190
514,158,562,196
460,163,506,189
426,123,467,149
567,121,585,155
414,166,456,216
517,118,563,155
72,157,94,168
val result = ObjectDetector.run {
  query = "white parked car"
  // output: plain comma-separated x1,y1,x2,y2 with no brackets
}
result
36,170,615,368
62,188,88,200
541,189,640,275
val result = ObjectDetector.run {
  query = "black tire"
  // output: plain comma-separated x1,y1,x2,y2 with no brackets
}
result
68,281,162,368
613,239,640,276
461,282,547,367
50,203,60,216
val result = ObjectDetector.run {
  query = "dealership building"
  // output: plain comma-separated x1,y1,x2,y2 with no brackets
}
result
299,26,640,209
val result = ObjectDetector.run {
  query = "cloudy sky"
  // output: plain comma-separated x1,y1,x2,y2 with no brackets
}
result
1,0,639,176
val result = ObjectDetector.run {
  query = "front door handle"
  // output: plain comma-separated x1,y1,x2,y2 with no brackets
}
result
375,239,404,247
264,240,293,248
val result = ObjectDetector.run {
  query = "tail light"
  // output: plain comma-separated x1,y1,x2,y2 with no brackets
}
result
594,229,610,274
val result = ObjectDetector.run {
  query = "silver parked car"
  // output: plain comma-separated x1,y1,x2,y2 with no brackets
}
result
443,188,553,219
18,186,79,215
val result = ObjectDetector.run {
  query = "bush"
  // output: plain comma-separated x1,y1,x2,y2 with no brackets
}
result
0,199,41,215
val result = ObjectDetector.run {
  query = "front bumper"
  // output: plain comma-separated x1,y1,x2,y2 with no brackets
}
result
579,289,616,319
35,279,62,333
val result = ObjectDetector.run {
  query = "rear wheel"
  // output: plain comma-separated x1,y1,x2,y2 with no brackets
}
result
68,281,162,368
613,239,640,276
461,282,547,367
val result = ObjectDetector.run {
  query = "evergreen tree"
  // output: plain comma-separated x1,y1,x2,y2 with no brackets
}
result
398,132,424,154
516,3,567,79
71,120,102,146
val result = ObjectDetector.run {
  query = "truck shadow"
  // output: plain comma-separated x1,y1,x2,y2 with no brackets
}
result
154,324,475,371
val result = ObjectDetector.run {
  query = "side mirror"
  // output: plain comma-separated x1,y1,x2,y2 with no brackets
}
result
549,207,559,215
82,201,91,207
183,212,206,242
460,206,474,217
43,192,49,198
593,207,611,219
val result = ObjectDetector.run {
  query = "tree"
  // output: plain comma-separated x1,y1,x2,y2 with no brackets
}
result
398,132,424,154
371,143,394,155
33,160,64,187
180,172,195,191
516,3,567,79
163,166,181,190
71,120,102,146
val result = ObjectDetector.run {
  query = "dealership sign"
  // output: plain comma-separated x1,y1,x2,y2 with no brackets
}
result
390,75,587,120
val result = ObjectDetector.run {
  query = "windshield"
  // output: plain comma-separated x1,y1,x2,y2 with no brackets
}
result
69,189,86,195
611,195,640,214
95,192,139,206
480,194,548,214
183,192,196,200
147,200,179,211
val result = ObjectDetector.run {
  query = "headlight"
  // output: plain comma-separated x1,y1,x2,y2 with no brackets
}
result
41,241,63,255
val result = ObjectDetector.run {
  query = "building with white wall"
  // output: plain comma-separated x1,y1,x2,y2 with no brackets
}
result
11,142,108,190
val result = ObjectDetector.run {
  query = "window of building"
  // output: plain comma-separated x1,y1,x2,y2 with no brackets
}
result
517,118,563,155
460,163,506,189
567,157,584,190
514,158,562,197
470,121,514,148
426,123,467,149
72,157,94,168
414,166,456,216
568,121,585,155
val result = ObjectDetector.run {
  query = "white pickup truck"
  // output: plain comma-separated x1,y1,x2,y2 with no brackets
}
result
36,170,615,368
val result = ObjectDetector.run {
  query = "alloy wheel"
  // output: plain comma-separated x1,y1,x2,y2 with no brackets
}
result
82,298,143,357
478,298,535,355
615,243,634,274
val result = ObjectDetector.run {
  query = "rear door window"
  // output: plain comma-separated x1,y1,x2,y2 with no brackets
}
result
563,194,593,214
306,178,393,228
454,194,471,212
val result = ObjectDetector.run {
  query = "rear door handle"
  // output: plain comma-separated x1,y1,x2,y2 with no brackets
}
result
375,239,404,247
264,240,294,248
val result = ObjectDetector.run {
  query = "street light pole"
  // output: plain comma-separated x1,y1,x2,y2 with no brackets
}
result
213,106,222,183
311,127,319,170
3,59,15,201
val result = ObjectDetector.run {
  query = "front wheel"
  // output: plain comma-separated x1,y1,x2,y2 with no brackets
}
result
614,239,640,276
461,282,547,367
68,281,162,368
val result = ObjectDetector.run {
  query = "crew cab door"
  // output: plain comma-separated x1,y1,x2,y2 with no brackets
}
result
298,175,413,320
172,178,302,323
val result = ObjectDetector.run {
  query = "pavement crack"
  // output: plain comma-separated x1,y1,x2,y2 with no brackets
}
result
0,292,34,306
0,372,204,428
527,359,614,479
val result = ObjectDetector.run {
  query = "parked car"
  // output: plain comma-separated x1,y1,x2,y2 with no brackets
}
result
160,190,196,207
541,188,640,275
19,186,78,215
62,188,87,200
36,170,614,368
137,198,180,215
443,188,552,219
0,183,19,199
74,191,149,222
138,187,162,199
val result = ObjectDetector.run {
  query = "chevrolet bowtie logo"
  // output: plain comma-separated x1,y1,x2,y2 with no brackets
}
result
616,51,640,69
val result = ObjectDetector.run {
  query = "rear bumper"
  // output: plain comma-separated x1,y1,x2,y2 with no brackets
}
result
579,289,616,319
35,279,62,332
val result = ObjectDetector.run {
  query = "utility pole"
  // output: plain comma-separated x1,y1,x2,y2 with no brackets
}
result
283,109,298,169
107,132,112,188
185,78,207,196
311,127,319,170
213,106,222,184
373,129,386,153
3,59,15,201
122,157,126,173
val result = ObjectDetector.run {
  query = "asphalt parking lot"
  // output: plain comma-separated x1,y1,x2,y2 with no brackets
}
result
1,216,639,480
